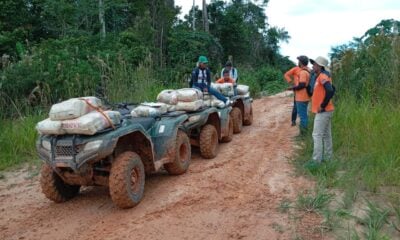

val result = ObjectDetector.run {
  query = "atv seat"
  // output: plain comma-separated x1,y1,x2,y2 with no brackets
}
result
131,117,156,130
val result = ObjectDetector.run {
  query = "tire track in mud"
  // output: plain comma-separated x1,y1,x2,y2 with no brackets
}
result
0,93,323,240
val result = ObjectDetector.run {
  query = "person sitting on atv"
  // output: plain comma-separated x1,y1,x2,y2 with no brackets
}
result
190,56,230,104
216,69,236,84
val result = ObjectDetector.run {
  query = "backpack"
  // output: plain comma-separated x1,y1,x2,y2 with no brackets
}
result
306,71,316,97
300,68,313,97
307,70,335,97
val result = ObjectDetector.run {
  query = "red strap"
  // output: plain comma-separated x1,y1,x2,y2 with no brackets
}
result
79,98,116,130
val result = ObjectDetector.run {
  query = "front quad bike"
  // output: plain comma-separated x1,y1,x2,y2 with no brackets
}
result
230,95,253,132
183,106,232,159
37,110,191,209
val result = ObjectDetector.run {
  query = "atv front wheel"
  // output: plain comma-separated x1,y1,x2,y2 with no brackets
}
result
221,116,233,143
199,124,218,159
243,105,253,126
109,151,145,209
231,107,243,133
40,164,80,203
164,130,191,175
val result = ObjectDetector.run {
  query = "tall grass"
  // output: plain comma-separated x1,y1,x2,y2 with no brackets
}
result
292,29,400,238
0,115,43,170
334,97,400,192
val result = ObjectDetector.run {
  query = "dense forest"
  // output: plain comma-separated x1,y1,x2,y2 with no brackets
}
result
0,0,292,119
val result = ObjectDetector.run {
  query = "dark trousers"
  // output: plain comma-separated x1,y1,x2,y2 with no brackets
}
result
192,82,228,103
291,96,297,123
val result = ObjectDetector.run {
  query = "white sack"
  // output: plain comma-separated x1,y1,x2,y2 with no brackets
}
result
131,103,167,118
176,88,203,102
49,97,102,121
166,104,177,112
202,95,225,108
157,90,178,105
237,84,249,95
175,100,203,111
211,83,234,96
62,111,121,135
211,99,226,108
36,118,65,135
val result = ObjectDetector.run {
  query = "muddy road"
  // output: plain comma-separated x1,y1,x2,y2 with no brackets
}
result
0,93,325,240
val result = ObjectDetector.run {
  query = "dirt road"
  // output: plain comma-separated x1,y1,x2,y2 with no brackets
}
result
0,93,325,240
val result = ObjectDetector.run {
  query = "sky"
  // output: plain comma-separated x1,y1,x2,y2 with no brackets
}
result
175,0,400,63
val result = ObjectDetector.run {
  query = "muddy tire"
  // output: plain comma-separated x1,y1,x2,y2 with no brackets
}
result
243,105,253,126
109,151,145,209
221,116,233,143
40,164,80,203
164,130,191,175
231,107,243,134
199,124,218,159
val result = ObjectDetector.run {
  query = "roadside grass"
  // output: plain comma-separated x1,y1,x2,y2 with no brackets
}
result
356,200,390,239
295,189,333,213
290,96,400,239
0,115,43,170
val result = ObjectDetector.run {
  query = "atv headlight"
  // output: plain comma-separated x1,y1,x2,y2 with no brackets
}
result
42,140,51,151
84,140,103,152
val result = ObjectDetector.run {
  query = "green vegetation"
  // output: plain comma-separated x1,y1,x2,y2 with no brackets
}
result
0,115,43,170
292,19,400,238
0,1,292,169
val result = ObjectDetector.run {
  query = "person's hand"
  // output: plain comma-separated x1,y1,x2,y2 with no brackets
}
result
317,106,325,113
203,88,208,92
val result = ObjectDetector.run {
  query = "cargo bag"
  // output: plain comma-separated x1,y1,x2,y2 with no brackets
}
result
237,84,249,95
49,97,102,121
131,103,168,117
36,118,65,135
62,111,121,135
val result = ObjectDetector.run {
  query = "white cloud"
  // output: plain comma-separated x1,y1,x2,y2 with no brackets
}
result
266,0,400,62
175,0,400,63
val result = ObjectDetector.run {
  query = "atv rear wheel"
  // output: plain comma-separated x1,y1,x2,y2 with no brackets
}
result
40,164,80,203
231,107,243,133
243,105,253,126
199,124,218,159
221,116,233,143
109,151,145,209
164,130,191,175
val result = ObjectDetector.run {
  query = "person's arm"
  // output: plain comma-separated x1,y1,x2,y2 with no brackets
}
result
190,69,196,87
291,82,306,90
284,67,295,83
320,81,334,110
206,69,211,86
291,70,309,90
216,78,223,83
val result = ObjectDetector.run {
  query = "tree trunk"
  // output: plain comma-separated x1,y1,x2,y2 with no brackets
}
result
202,0,209,32
192,0,196,31
99,0,106,40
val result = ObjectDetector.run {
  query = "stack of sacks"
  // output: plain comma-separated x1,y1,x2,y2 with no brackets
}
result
131,102,168,117
157,88,203,112
62,111,121,135
237,84,250,97
211,83,234,97
202,95,226,109
36,97,121,135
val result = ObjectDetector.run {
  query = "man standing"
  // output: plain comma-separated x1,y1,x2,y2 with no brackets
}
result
310,56,335,163
285,56,310,131
190,56,229,104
